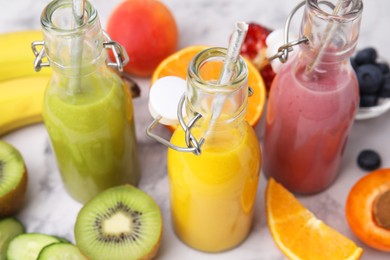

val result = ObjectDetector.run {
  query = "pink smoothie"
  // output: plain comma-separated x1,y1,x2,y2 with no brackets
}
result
263,58,359,194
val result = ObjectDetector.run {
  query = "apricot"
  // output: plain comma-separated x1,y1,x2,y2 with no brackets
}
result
107,0,178,77
346,168,390,252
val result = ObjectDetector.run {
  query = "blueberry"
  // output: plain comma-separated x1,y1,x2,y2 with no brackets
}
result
355,47,377,65
359,95,378,107
356,64,384,94
378,73,390,98
350,58,358,71
357,150,381,171
377,62,390,74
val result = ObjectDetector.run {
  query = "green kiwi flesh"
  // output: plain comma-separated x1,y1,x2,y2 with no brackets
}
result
0,217,25,259
75,185,162,260
0,141,27,217
38,243,88,260
7,233,60,260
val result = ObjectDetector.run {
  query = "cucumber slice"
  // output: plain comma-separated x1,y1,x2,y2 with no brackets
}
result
7,233,60,260
53,236,71,244
38,243,88,260
0,218,25,260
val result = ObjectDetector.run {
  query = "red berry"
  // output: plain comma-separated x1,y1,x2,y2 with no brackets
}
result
240,22,275,91
261,64,276,92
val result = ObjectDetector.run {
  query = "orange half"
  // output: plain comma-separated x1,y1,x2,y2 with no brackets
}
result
151,45,266,130
266,178,363,260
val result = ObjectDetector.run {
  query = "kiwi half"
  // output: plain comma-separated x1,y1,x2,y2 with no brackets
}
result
75,185,162,260
0,141,27,217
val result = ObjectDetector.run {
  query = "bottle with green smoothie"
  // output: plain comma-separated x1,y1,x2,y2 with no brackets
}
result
35,0,140,203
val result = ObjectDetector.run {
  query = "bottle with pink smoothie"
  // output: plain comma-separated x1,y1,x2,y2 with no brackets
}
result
263,0,363,194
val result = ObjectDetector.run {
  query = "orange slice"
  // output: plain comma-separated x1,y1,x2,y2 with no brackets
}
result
266,178,363,260
151,45,266,130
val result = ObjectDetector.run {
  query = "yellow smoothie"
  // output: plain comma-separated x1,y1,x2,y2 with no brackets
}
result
167,122,261,252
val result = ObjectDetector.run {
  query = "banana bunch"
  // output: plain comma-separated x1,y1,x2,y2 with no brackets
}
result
0,30,51,136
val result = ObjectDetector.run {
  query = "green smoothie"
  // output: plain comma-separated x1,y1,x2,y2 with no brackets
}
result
43,70,140,203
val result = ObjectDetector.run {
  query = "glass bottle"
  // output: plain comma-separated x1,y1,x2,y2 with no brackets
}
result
38,0,140,203
263,0,363,194
167,47,261,252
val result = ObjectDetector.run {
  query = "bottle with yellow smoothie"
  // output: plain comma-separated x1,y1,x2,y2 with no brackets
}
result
166,48,261,252
35,0,140,203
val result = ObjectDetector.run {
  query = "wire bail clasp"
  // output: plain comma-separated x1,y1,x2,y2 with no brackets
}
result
146,94,205,156
267,0,309,64
31,41,49,72
102,31,129,72
31,31,129,72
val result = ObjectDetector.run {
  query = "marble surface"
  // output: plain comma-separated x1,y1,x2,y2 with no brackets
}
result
1,0,390,259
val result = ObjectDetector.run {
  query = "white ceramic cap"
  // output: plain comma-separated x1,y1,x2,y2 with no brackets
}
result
148,76,187,126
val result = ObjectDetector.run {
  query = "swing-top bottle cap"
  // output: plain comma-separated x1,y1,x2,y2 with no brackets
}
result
149,76,187,126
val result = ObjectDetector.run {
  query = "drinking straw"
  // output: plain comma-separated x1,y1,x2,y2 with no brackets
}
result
305,0,352,75
206,21,248,137
70,0,85,93
218,21,249,85
72,0,85,25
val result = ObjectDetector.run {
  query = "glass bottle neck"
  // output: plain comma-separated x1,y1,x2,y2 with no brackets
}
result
185,47,249,131
41,0,106,76
298,0,363,68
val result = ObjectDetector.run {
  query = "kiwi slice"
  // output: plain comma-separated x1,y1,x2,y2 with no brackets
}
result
0,217,25,259
38,243,88,260
7,233,60,260
0,141,27,217
75,185,162,260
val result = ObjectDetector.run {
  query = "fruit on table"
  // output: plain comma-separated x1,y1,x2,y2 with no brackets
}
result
356,65,383,94
355,47,377,65
37,243,88,260
7,233,61,260
0,141,27,217
107,0,178,77
0,218,25,259
240,22,275,91
351,47,390,107
0,30,51,136
0,30,51,81
266,178,363,260
75,185,162,260
357,149,381,171
151,45,266,130
0,76,49,136
346,168,390,252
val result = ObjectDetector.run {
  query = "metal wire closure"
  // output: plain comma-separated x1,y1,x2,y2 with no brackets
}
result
146,94,205,155
31,31,129,72
268,0,344,63
268,0,308,63
31,41,49,72
146,80,257,155
102,31,129,72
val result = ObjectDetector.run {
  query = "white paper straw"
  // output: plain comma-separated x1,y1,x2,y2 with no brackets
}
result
70,0,85,93
206,21,248,137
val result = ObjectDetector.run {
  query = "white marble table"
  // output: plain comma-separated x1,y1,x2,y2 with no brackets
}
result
1,0,390,259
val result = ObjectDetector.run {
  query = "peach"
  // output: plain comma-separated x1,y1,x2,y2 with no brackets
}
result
346,168,390,252
107,0,178,77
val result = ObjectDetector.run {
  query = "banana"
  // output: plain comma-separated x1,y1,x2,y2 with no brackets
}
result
0,30,51,82
0,76,50,136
